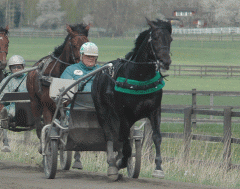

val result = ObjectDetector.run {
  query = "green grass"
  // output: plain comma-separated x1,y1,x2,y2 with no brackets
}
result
1,131,240,188
8,36,240,66
171,40,240,65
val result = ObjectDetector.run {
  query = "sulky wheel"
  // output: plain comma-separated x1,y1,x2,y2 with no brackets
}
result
43,136,58,179
59,133,72,170
127,139,142,178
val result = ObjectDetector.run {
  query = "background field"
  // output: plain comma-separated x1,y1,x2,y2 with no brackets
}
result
8,36,240,90
8,35,240,65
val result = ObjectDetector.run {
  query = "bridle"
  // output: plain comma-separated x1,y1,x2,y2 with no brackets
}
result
48,34,88,76
69,34,88,64
125,27,171,71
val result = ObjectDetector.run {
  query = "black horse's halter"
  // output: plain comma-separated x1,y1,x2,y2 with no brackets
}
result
125,28,171,71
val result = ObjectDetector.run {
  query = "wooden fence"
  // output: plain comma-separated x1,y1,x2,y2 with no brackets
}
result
141,89,240,169
162,89,240,124
159,107,240,169
24,62,240,78
163,65,240,77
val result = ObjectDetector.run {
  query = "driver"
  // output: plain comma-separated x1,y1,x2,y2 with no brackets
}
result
61,42,100,90
60,42,100,169
0,55,27,152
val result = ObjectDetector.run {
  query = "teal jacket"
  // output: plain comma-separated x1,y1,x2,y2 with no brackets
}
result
60,61,100,92
0,73,27,117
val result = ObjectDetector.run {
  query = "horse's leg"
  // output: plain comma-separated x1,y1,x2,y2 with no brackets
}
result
29,95,43,139
116,115,132,169
29,96,43,153
149,107,164,178
1,129,11,152
95,107,119,180
72,151,83,169
107,140,119,180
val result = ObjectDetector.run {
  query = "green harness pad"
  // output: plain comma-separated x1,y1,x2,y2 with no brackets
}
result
114,72,165,95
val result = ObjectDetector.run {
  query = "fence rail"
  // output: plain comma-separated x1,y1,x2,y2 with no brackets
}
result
25,63,240,78
7,27,240,40
143,106,240,169
163,65,240,77
162,89,240,124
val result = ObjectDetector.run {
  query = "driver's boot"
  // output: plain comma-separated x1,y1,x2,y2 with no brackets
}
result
72,151,83,169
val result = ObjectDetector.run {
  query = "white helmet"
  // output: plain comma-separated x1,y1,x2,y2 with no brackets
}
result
80,42,98,56
8,55,25,67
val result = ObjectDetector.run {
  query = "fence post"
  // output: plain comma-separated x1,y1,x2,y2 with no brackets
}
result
223,107,232,170
210,93,214,120
174,65,176,77
183,107,192,162
192,89,197,128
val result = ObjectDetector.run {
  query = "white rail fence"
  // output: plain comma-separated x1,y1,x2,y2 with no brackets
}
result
8,27,240,38
173,27,240,35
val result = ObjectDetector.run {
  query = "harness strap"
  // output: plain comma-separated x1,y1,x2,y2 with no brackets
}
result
114,72,165,95
39,56,53,76
116,77,163,91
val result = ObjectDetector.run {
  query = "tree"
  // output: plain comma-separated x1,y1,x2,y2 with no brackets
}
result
200,0,240,26
36,0,65,29
22,0,39,27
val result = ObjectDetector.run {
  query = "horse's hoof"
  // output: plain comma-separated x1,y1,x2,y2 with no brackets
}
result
1,145,11,152
116,159,127,170
152,170,165,179
72,161,83,169
107,167,119,181
116,159,122,170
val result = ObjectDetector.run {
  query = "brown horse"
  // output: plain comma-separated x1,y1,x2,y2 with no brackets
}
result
0,25,9,152
0,25,9,82
26,24,89,140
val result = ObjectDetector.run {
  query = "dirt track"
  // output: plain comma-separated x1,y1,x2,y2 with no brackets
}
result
0,160,224,189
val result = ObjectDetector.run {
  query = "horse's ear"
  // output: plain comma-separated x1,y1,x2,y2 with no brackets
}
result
146,17,156,29
66,24,73,34
85,24,90,31
5,25,9,31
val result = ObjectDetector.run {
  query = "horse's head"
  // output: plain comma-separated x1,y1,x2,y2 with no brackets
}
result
0,25,9,70
146,18,172,70
54,24,89,65
66,24,89,63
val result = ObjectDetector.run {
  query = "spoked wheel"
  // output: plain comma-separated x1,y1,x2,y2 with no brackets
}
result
43,133,58,179
127,139,142,178
60,133,72,170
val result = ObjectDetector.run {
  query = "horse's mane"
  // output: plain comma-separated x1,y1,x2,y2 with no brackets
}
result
53,23,89,57
125,19,172,60
0,27,9,35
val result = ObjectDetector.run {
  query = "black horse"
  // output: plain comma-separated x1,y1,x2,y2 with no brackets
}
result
91,18,172,180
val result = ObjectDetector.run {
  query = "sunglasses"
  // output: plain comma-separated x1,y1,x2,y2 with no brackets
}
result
11,65,23,70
